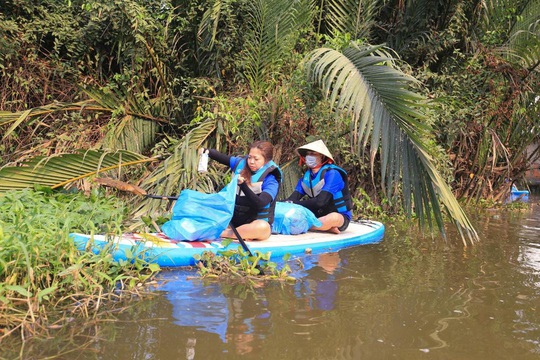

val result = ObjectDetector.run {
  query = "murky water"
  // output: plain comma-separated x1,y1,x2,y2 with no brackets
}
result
4,194,540,360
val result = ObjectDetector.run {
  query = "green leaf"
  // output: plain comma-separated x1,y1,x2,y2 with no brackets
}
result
221,238,233,247
148,263,160,272
141,216,153,226
242,0,313,94
37,285,58,302
0,149,150,193
218,250,236,257
6,285,32,297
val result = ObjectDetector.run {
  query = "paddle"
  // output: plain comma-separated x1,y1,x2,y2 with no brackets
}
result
96,177,263,273
228,222,265,275
95,178,177,209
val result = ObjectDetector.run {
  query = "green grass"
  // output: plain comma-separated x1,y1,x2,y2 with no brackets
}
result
0,188,160,340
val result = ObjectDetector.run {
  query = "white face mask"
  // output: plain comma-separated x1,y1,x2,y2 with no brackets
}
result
305,155,320,168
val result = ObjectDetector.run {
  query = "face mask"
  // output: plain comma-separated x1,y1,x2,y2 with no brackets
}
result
305,155,320,168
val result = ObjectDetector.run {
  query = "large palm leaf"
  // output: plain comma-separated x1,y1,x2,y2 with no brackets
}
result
305,43,478,244
0,150,151,193
81,86,165,152
0,86,170,157
196,0,225,77
128,119,219,220
129,112,257,222
484,0,540,72
1,100,101,141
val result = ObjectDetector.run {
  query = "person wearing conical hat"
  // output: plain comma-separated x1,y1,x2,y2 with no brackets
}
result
285,139,353,234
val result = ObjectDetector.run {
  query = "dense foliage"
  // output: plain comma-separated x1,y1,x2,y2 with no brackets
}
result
0,0,538,343
0,189,160,339
0,0,538,239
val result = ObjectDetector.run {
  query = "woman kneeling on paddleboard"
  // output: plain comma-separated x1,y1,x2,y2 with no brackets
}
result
200,141,282,241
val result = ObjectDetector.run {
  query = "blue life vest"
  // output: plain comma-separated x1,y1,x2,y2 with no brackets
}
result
300,163,352,216
232,158,282,223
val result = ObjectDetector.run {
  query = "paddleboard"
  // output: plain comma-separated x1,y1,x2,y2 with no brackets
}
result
71,220,384,267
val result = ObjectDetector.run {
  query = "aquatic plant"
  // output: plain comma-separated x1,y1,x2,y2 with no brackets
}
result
194,243,296,284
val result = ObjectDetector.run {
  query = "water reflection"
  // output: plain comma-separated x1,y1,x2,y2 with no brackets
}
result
157,251,344,357
519,242,540,286
160,276,228,342
226,295,271,355
515,199,540,353
293,252,341,311
158,270,272,357
518,203,540,284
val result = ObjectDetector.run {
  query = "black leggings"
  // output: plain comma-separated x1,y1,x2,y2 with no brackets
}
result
338,214,350,232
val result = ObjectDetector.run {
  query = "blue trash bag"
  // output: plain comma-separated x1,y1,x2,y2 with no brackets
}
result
271,201,322,235
161,175,238,241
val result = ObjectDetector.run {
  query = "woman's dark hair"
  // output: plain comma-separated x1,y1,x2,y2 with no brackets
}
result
241,141,273,184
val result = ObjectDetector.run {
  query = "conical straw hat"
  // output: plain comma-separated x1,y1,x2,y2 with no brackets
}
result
297,140,334,162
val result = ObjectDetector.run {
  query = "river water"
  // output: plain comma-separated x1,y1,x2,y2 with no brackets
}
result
4,194,540,360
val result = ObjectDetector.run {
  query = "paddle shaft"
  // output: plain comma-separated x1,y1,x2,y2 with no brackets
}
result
229,224,265,275
146,194,179,200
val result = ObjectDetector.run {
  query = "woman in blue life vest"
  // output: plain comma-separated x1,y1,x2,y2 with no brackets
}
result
286,139,353,234
200,141,282,240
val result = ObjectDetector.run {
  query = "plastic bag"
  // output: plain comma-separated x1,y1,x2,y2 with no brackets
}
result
161,175,238,241
271,201,322,235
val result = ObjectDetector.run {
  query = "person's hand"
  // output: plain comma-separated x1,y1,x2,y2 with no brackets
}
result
238,176,245,185
198,148,208,155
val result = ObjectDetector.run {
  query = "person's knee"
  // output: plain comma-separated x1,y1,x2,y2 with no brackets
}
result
325,213,344,227
253,220,271,240
260,222,271,237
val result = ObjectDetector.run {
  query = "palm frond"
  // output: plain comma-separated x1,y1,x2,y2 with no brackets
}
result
129,118,226,221
325,0,379,40
103,115,161,153
196,0,225,77
243,0,313,94
489,0,540,71
0,150,151,193
277,159,304,201
305,43,478,244
0,95,169,144
507,20,540,72
0,100,96,140
197,0,223,53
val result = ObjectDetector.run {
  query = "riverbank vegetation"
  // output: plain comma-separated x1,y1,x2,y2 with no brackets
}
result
1,0,539,241
0,189,160,340
0,0,538,343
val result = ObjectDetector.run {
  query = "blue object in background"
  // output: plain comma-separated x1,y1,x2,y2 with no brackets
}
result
510,185,529,202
